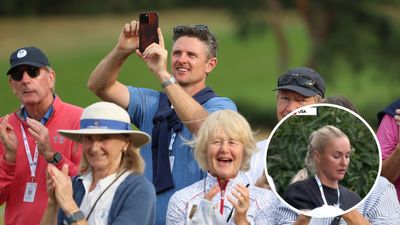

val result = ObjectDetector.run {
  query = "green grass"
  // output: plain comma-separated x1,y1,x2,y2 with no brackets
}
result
1,9,399,130
0,9,310,130
0,205,3,225
1,10,397,133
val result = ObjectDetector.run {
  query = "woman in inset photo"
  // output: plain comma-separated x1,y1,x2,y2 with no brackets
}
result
283,125,361,216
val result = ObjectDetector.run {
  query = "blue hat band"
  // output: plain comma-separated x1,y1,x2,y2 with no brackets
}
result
80,119,131,131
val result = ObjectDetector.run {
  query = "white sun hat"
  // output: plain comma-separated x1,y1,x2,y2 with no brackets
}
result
58,101,150,148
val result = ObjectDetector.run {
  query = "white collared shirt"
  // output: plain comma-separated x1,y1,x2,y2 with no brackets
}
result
79,171,130,225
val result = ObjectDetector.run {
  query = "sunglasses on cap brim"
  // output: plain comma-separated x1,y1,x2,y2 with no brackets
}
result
278,73,316,88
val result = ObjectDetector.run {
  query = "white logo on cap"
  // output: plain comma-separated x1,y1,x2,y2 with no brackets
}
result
17,49,27,58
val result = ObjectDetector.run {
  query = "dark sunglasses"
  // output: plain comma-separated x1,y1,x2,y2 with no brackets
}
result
8,65,41,81
173,24,209,35
278,73,316,88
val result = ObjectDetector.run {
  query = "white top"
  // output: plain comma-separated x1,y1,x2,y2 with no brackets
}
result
245,139,268,184
79,171,130,225
166,171,279,225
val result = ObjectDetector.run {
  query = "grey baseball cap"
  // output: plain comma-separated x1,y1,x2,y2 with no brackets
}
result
274,67,325,98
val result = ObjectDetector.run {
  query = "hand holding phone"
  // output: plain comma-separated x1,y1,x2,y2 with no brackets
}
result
139,12,159,53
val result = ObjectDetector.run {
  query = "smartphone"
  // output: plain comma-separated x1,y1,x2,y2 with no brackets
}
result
139,12,159,53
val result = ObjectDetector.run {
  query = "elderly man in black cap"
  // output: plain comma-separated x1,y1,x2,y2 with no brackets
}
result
245,67,326,185
0,46,82,225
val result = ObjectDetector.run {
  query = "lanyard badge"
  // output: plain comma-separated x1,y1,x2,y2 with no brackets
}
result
20,123,38,202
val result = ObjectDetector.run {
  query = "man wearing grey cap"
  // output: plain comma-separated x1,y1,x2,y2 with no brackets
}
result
254,67,400,224
246,67,326,185
0,47,83,225
274,67,325,121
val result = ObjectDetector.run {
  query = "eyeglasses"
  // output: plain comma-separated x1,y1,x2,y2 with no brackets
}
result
173,24,209,35
8,65,41,81
278,73,316,88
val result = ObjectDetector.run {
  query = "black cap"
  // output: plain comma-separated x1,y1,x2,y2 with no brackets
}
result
274,67,325,98
7,47,50,75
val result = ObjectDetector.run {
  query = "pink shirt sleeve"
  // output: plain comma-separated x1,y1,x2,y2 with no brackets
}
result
376,114,399,160
0,155,16,204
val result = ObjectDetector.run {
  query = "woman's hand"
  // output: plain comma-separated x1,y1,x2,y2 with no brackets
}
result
227,184,250,225
47,164,80,215
204,185,220,201
45,166,57,207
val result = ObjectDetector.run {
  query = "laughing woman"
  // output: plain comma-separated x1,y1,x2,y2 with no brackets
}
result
166,110,278,225
40,102,156,225
283,125,361,217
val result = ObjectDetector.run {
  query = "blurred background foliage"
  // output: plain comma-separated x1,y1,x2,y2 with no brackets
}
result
1,0,400,131
267,105,380,198
2,0,400,77
1,0,399,131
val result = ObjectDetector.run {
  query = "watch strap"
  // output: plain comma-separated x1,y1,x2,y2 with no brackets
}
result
49,152,62,164
65,210,85,224
161,75,177,88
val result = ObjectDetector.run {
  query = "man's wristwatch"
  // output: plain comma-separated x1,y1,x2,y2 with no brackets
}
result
65,210,85,224
48,152,62,164
161,75,177,88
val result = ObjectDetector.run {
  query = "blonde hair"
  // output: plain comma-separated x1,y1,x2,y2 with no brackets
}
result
291,125,348,183
190,110,257,172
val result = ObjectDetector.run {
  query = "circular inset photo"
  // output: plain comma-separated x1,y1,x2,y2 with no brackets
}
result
266,103,381,218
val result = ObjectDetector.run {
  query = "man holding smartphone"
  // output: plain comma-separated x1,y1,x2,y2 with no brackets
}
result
87,20,236,224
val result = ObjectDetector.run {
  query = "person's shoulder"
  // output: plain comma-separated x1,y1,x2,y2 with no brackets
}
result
170,179,204,202
127,86,160,110
250,185,275,196
0,111,17,122
55,96,83,112
207,96,235,103
119,174,155,200
127,86,159,96
125,173,153,186
61,102,83,112
283,178,318,210
256,139,268,149
250,185,279,205
204,97,237,111
375,176,392,189
366,176,396,201
339,185,361,202
284,178,315,200
287,178,312,191
380,113,397,125
339,185,359,195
